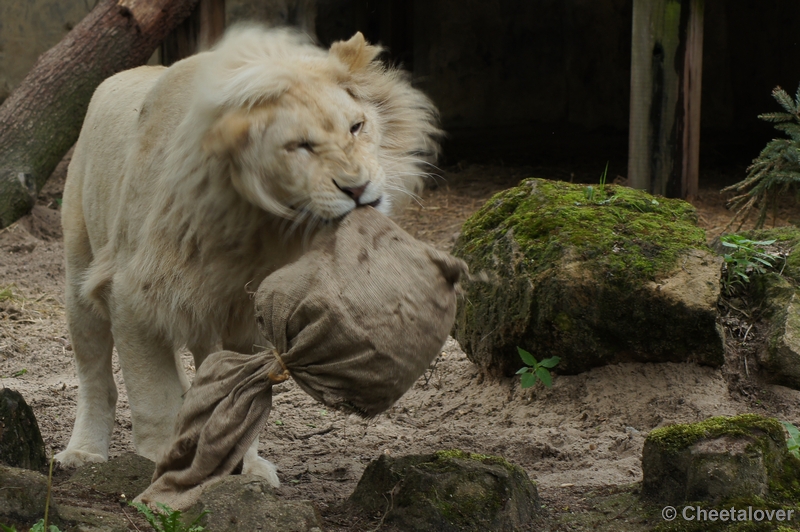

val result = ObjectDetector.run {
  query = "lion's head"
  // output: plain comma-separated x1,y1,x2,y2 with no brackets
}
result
192,27,441,223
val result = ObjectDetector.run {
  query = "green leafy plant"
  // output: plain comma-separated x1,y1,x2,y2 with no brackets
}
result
723,84,800,229
720,234,782,294
516,347,560,388
782,421,800,459
29,521,60,532
129,502,208,532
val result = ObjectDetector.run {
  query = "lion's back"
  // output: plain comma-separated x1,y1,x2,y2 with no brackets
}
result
63,65,168,251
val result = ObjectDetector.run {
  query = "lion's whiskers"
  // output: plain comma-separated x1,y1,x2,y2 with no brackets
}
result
279,203,312,243
384,182,423,207
300,215,327,251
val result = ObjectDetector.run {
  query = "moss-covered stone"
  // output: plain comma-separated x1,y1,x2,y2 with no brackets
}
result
642,414,800,510
348,450,540,531
453,178,724,375
726,227,800,390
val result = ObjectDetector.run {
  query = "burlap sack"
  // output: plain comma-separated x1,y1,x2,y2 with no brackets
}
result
136,207,467,510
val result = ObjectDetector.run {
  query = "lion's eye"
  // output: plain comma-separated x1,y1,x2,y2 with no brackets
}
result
350,121,364,136
294,141,314,153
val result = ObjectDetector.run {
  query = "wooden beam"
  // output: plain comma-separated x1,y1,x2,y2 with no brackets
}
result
628,0,704,199
162,0,225,66
681,0,703,199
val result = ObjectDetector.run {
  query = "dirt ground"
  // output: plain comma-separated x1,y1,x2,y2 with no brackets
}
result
3,158,800,530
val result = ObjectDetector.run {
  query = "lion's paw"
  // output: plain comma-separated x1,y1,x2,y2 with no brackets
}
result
243,455,280,488
54,448,107,468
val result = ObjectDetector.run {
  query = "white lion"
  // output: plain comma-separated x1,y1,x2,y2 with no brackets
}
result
56,26,440,486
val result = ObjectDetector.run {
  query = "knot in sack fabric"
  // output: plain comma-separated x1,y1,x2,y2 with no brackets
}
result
136,207,468,509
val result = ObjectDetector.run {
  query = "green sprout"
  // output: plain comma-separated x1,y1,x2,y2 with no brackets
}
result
516,347,560,388
584,161,610,202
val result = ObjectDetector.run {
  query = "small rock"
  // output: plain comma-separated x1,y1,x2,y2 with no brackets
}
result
727,227,800,390
0,388,46,470
184,475,322,532
58,505,129,532
67,453,155,499
754,271,800,389
348,450,540,531
0,464,57,526
642,414,796,505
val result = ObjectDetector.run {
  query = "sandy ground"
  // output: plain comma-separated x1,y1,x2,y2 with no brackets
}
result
3,160,800,530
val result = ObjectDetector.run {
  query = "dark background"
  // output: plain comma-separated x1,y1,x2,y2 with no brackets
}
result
313,0,800,183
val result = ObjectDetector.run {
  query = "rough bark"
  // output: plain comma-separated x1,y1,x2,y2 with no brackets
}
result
0,0,200,228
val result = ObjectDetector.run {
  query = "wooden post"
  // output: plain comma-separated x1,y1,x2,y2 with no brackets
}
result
628,0,704,199
681,1,703,199
162,0,225,66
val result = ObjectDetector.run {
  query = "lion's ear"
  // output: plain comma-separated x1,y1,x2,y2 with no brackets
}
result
203,112,251,158
330,32,382,72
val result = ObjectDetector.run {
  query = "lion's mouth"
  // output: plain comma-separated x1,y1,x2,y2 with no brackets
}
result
285,196,381,225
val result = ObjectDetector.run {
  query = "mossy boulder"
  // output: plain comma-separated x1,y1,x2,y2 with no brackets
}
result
642,414,800,506
453,178,724,375
0,388,46,470
348,450,540,531
735,227,800,390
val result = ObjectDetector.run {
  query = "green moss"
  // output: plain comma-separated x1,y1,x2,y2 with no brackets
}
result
424,485,501,526
646,414,785,456
411,450,533,527
648,415,800,530
457,179,706,284
453,178,723,377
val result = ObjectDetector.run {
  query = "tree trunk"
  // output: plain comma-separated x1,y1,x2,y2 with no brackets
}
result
0,0,200,228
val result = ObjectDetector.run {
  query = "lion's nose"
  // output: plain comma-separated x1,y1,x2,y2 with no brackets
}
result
335,180,369,203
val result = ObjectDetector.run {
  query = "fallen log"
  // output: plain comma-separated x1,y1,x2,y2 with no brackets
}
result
0,0,201,228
